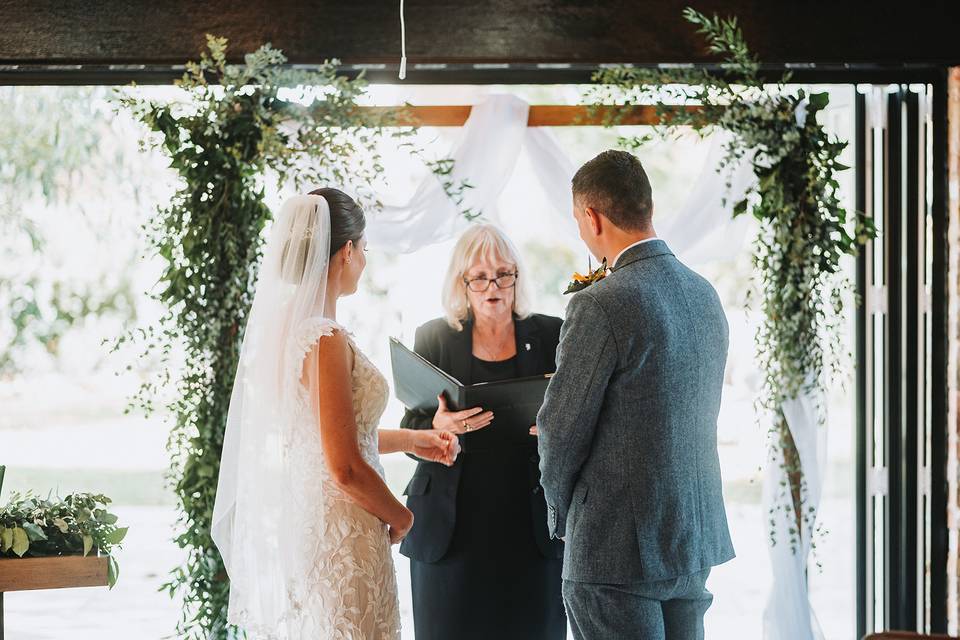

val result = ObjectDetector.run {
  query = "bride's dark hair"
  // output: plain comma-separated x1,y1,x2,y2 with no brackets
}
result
309,187,366,257
280,188,366,283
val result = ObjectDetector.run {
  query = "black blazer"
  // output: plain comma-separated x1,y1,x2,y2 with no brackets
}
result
398,313,565,563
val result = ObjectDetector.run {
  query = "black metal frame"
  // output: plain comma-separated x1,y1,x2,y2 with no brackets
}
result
0,62,952,638
855,89,869,638
0,61,949,87
855,75,949,638
885,87,907,629
929,67,950,636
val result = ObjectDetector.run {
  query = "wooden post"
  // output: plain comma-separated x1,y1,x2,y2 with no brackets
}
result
948,66,960,634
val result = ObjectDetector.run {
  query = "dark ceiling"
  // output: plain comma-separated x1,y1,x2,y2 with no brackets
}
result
2,0,959,68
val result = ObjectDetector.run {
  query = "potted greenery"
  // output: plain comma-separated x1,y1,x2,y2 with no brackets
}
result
0,484,127,588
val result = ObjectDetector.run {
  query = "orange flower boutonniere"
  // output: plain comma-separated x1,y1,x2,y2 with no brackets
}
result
563,257,609,295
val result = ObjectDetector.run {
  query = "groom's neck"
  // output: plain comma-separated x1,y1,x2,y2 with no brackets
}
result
601,227,657,264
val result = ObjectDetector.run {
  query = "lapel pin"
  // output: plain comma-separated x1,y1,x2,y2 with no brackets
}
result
525,343,531,351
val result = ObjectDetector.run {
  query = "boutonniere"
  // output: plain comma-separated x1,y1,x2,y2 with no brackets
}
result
563,257,609,295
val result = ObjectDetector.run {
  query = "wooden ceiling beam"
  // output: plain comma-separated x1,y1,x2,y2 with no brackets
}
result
357,104,702,126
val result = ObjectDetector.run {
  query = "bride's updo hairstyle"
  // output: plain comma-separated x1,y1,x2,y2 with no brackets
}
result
310,187,366,257
280,188,366,283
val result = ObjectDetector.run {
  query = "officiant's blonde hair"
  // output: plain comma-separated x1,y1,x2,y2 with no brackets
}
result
442,225,531,331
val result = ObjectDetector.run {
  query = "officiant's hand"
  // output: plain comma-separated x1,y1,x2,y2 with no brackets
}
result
432,394,494,435
411,430,461,466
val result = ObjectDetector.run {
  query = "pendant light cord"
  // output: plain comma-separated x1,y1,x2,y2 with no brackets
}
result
399,0,407,80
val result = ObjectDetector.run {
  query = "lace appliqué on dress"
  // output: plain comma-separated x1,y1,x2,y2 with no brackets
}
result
240,319,400,640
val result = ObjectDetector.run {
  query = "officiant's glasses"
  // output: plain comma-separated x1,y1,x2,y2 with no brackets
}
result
463,271,519,292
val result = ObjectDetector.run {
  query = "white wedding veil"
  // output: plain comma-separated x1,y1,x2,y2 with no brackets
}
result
211,194,336,634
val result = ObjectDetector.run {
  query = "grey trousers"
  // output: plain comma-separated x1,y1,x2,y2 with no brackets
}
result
562,569,713,640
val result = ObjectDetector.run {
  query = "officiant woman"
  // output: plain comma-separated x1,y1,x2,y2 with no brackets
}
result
399,224,566,640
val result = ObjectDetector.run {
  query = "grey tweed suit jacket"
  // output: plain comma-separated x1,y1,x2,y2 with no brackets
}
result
537,239,735,584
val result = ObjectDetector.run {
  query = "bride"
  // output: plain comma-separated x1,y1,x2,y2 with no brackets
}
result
211,189,460,639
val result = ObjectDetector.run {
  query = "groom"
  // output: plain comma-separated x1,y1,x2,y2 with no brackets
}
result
537,150,734,639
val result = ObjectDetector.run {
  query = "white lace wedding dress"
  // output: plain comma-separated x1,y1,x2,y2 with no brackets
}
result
281,319,401,639
212,196,403,639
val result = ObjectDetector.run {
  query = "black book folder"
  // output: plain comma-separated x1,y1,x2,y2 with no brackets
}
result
389,337,552,449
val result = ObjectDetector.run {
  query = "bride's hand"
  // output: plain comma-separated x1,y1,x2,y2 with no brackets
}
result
388,508,414,545
432,394,494,435
411,430,461,466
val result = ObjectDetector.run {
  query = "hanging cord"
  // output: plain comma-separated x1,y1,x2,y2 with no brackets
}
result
399,0,407,80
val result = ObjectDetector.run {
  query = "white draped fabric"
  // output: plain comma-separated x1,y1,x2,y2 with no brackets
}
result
366,93,827,640
366,95,580,252
367,93,754,266
764,391,828,640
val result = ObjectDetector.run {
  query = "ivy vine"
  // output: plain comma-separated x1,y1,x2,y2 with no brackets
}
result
588,9,876,550
117,36,464,639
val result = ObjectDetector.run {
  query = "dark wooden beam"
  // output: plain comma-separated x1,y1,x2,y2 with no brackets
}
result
1,0,959,70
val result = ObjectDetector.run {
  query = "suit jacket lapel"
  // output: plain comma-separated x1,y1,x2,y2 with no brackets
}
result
447,319,474,385
514,316,542,378
452,317,542,382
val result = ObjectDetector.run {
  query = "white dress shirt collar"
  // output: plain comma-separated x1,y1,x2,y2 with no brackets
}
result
612,237,659,269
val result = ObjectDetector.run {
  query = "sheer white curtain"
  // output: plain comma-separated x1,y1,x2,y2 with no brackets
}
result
366,95,529,251
367,93,826,640
366,94,581,252
367,93,753,265
764,391,827,640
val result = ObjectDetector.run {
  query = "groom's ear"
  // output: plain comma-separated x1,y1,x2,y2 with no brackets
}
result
584,206,603,237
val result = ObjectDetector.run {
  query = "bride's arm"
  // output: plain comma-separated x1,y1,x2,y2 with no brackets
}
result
314,333,412,543
378,429,460,465
377,429,414,454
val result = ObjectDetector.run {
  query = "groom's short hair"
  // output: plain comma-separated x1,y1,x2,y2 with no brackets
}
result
572,150,653,231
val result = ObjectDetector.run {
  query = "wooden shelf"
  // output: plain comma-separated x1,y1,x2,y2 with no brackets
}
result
0,556,108,592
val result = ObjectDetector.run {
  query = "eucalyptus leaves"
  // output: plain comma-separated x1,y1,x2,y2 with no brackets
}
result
117,35,464,639
0,492,127,587
119,36,395,639
589,8,876,548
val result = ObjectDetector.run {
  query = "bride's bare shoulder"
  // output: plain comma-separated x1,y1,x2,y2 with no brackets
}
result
313,328,355,371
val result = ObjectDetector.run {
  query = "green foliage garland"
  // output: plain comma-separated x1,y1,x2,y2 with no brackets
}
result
117,36,456,639
589,9,876,550
0,491,128,587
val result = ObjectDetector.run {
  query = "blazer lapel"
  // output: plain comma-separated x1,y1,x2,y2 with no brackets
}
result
451,316,545,383
452,317,542,381
514,316,542,378
446,319,474,385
